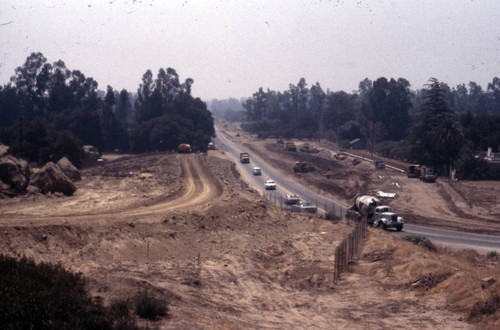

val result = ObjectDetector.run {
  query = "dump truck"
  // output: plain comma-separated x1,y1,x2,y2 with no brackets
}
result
373,160,385,169
333,152,347,160
407,164,421,178
240,152,250,163
178,143,192,153
420,167,437,182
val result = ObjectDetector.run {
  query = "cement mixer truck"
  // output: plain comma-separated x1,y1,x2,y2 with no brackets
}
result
352,194,404,230
353,195,381,224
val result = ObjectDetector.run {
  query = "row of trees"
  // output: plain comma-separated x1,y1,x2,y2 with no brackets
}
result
0,52,215,167
240,77,500,180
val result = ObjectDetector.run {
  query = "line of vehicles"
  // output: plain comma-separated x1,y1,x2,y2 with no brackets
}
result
239,151,406,225
240,152,318,213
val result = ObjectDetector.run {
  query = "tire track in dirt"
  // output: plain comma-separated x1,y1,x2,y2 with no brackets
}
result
127,153,222,215
0,154,223,226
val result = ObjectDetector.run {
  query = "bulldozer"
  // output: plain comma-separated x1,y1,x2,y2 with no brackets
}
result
294,161,314,173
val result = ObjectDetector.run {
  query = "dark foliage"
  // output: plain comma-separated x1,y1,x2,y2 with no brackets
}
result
0,117,85,168
0,254,112,329
133,290,168,320
403,234,436,251
467,296,500,321
375,140,411,161
130,68,214,153
411,272,449,291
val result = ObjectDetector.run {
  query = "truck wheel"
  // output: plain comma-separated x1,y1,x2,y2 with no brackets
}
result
380,223,386,230
397,226,403,232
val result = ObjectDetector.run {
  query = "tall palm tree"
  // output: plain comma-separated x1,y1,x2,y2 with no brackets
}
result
429,116,465,179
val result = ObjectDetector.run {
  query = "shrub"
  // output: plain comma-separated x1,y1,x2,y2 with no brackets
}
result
324,211,341,222
0,254,112,329
134,290,168,320
109,298,140,330
403,234,436,251
487,251,499,259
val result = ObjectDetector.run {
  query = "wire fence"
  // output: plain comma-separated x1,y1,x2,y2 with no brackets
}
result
333,215,368,283
262,189,368,284
262,190,346,219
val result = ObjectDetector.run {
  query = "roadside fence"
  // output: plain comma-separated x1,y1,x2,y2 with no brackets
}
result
261,189,368,284
333,214,368,283
262,190,346,219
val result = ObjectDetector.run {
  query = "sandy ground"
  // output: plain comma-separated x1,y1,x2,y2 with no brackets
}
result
1,127,499,328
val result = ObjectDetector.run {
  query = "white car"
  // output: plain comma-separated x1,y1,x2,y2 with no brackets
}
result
265,179,276,190
285,193,300,205
291,201,317,213
253,167,261,175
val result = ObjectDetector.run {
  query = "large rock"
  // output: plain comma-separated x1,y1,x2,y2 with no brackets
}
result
0,155,30,194
31,162,76,196
57,157,81,181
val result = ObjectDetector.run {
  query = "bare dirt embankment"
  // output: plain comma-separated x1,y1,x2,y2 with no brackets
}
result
0,144,499,328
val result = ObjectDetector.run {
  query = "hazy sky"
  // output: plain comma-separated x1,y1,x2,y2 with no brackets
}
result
1,0,499,100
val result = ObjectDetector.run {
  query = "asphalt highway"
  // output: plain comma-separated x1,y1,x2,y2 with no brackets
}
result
213,125,500,254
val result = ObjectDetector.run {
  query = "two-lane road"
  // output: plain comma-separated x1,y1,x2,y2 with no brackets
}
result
215,127,348,217
214,125,500,254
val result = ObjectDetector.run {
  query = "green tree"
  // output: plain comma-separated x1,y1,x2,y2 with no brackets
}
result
100,85,121,151
323,91,359,145
367,77,412,141
130,68,214,153
0,85,21,129
408,78,464,177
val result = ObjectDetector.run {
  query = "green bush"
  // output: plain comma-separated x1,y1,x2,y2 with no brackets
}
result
134,290,168,320
403,234,436,251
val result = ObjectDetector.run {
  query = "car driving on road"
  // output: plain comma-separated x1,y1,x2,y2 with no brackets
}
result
265,179,276,190
253,167,261,175
284,193,300,205
291,201,317,213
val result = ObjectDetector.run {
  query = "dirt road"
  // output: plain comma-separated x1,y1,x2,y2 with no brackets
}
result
0,153,222,226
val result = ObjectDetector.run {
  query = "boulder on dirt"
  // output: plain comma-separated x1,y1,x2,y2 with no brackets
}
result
31,162,76,196
0,155,30,195
57,157,82,181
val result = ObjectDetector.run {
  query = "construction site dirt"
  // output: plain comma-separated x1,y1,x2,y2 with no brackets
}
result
1,124,500,328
